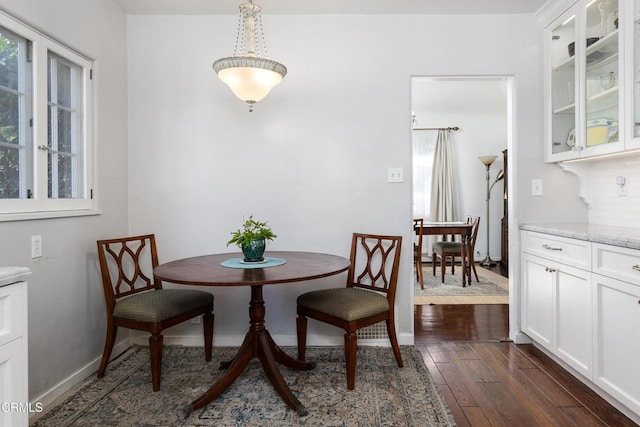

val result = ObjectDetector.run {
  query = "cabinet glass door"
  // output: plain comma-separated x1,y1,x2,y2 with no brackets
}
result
550,7,577,156
633,0,640,140
584,0,620,151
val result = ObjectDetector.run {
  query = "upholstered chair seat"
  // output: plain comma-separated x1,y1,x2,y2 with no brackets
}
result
431,241,461,253
297,288,388,322
114,289,213,323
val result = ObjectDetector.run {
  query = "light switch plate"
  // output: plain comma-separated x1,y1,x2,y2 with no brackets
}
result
531,179,543,196
387,167,404,183
31,235,42,258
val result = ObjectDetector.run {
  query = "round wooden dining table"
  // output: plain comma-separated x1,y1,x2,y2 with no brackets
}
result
153,250,351,416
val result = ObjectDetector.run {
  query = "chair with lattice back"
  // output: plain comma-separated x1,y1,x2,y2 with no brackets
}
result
431,216,481,284
96,234,214,391
296,233,403,390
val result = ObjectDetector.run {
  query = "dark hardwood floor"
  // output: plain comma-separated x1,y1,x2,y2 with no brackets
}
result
414,304,638,426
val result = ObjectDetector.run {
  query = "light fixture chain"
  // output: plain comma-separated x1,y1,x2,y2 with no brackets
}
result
257,13,268,58
233,9,245,57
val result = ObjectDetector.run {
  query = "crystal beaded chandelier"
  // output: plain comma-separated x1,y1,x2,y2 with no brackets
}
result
212,0,287,112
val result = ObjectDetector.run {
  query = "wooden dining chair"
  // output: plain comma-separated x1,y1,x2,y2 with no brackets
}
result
431,216,481,284
296,233,403,390
413,218,425,289
96,234,214,391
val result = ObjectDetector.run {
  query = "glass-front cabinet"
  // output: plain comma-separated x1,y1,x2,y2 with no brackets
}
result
546,0,624,162
631,0,640,150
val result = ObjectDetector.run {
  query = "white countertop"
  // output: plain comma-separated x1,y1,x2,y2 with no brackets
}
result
520,223,640,250
0,266,31,287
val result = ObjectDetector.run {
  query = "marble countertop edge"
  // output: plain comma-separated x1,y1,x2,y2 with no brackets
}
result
520,223,640,250
0,266,31,287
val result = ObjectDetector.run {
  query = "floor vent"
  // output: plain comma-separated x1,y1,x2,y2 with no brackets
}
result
357,321,388,340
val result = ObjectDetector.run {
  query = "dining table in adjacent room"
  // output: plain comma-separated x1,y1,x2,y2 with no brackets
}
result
153,251,351,416
414,221,473,286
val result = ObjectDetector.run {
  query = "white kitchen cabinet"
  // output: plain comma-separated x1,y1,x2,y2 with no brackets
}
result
521,253,554,349
592,243,640,415
521,226,640,420
521,238,592,377
555,262,592,377
0,268,30,427
544,0,630,162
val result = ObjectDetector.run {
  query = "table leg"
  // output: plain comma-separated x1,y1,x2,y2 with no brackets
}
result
461,235,467,287
189,284,313,417
462,231,472,287
190,333,253,411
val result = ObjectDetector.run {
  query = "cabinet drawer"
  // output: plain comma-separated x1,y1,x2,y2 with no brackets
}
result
0,282,25,347
521,231,591,270
593,243,640,286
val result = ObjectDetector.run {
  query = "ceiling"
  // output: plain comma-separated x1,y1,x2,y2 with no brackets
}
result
113,0,548,15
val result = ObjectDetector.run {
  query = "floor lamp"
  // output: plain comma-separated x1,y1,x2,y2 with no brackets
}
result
478,155,505,267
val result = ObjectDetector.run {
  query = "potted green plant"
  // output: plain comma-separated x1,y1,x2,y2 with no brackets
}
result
227,215,277,262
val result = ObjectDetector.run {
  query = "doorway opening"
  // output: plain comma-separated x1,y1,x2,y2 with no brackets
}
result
411,76,511,312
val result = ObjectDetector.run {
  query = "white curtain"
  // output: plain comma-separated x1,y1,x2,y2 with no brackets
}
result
412,131,436,220
430,130,459,224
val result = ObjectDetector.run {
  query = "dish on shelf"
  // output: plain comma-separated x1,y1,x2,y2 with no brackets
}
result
568,37,599,57
566,118,618,147
587,118,618,146
566,128,576,147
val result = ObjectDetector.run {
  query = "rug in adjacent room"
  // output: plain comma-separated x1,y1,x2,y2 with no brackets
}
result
414,266,509,305
31,345,455,426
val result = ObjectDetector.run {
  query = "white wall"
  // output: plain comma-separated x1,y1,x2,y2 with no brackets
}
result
127,13,576,346
0,0,129,402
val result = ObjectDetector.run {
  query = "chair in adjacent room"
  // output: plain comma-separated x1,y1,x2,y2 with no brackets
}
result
96,234,214,391
296,233,403,390
432,216,481,284
413,218,425,289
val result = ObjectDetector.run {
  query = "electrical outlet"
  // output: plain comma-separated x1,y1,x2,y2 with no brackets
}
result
616,176,628,196
190,316,201,325
31,235,42,258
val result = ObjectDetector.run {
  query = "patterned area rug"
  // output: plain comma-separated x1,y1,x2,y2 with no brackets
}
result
32,346,455,426
414,266,508,305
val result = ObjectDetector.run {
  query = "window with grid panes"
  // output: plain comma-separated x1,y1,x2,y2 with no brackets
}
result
0,12,95,220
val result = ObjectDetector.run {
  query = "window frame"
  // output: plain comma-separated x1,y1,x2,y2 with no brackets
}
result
0,12,97,221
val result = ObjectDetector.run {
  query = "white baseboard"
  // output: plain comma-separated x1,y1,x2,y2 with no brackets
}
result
511,330,532,344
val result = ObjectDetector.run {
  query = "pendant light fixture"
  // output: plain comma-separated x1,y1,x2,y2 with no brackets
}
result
213,0,287,112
